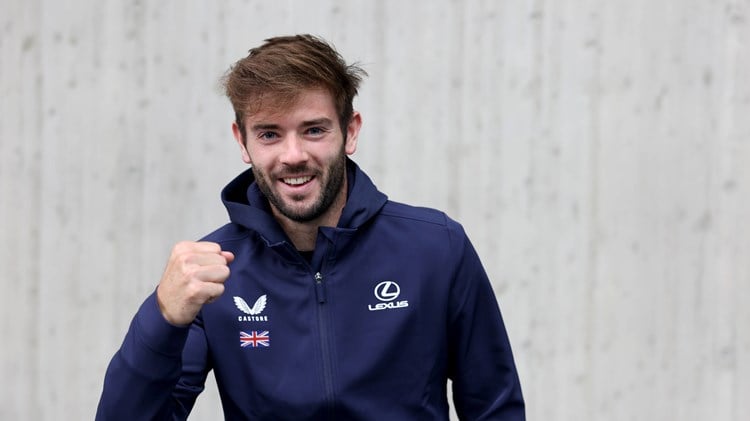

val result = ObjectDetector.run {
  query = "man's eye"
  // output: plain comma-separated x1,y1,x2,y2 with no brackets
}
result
306,127,325,136
258,132,278,140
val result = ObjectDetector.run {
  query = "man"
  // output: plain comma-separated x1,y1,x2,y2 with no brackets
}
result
97,34,524,420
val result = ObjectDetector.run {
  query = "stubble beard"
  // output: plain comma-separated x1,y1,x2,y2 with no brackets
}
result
253,151,347,223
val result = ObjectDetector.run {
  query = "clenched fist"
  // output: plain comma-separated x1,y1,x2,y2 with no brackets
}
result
156,241,235,326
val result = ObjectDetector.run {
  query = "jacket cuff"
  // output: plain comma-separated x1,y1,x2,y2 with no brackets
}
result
133,292,190,358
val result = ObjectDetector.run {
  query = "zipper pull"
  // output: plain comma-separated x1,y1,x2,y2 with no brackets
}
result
314,272,327,304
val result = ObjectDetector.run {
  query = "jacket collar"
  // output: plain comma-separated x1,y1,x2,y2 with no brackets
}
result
220,158,388,246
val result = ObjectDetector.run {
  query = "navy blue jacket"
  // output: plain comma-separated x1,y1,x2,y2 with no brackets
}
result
96,160,524,420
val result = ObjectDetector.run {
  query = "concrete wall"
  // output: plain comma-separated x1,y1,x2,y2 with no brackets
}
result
2,0,749,419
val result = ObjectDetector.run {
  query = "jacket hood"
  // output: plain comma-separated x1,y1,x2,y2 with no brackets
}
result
220,158,388,245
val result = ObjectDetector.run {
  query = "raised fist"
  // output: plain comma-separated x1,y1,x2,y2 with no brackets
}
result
156,241,235,326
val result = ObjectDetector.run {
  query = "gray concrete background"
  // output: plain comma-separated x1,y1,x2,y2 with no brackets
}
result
2,0,749,419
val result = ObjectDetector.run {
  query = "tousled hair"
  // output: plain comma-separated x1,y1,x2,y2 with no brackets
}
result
222,34,367,139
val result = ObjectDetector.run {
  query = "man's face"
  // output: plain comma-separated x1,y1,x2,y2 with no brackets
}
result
232,89,360,224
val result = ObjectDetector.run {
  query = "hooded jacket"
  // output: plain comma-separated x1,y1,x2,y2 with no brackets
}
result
96,160,524,420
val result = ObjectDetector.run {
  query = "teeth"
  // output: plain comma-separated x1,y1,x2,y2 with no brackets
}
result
283,176,312,186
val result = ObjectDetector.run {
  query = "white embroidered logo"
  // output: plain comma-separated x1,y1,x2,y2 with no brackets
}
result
374,281,400,301
368,281,409,311
234,295,268,322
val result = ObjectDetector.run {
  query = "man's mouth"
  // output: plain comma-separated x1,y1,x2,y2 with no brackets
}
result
282,176,313,186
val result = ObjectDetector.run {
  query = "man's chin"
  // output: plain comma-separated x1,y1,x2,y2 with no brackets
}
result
275,201,322,223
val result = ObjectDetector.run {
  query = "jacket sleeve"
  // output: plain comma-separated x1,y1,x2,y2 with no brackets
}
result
447,228,525,420
95,292,211,420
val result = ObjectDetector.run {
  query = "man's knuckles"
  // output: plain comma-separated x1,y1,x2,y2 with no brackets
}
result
173,241,223,255
183,263,230,282
171,253,229,274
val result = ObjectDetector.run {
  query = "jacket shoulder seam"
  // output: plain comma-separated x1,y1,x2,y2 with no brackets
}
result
200,223,254,243
379,202,448,226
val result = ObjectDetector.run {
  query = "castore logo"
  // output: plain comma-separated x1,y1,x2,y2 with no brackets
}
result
234,294,269,322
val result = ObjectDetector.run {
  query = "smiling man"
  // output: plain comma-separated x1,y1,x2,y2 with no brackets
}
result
97,35,525,420
235,88,358,251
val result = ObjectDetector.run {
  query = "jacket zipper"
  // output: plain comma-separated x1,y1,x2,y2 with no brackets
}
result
314,271,335,414
314,272,327,304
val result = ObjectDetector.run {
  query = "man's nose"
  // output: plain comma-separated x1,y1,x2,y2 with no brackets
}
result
280,135,309,165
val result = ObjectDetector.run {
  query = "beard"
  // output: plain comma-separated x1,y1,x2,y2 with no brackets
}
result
252,150,348,223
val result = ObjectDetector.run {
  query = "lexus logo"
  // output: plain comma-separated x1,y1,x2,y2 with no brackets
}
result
369,281,409,312
374,281,400,302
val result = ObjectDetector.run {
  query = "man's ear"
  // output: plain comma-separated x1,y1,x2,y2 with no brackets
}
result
344,111,362,155
232,121,252,164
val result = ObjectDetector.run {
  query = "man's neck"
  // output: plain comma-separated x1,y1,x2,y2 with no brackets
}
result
273,216,319,251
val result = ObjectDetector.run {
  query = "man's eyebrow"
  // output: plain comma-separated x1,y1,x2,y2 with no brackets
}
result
250,123,281,132
301,118,333,127
249,119,333,132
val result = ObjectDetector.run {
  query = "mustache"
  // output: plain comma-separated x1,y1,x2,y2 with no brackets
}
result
276,163,317,177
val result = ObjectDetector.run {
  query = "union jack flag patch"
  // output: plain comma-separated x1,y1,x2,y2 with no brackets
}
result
240,331,270,348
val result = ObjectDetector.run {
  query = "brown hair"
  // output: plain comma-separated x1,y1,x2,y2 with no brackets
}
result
222,34,367,139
